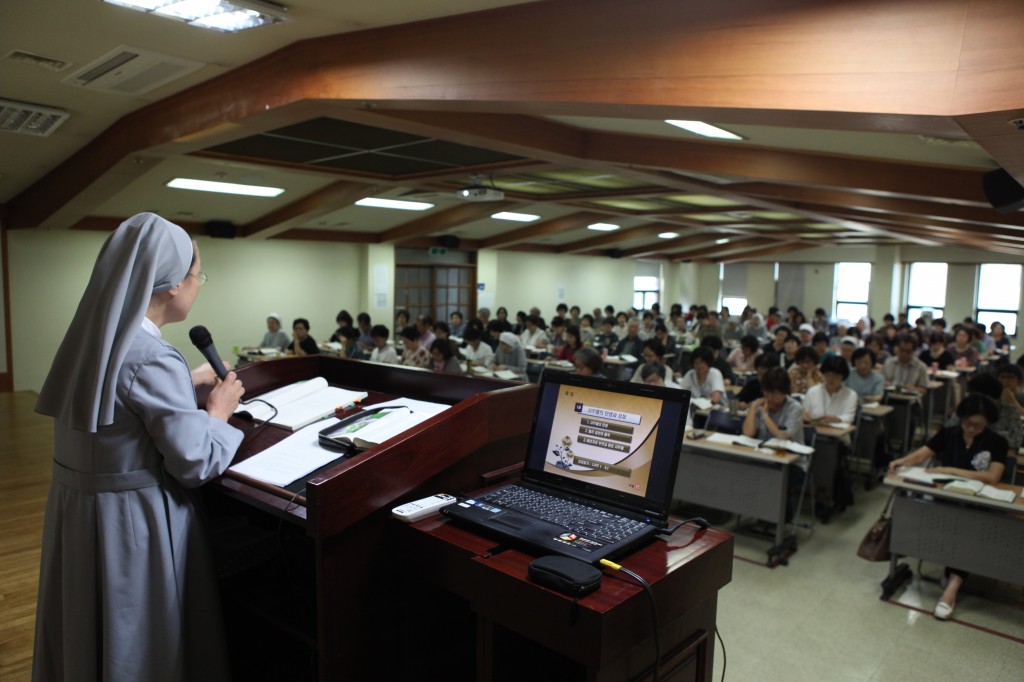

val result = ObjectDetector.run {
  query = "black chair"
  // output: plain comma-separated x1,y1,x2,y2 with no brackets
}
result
705,409,744,435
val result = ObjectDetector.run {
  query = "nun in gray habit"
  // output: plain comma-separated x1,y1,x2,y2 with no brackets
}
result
33,213,246,682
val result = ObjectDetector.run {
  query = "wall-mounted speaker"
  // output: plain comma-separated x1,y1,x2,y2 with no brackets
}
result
204,220,236,239
606,248,623,259
438,234,461,249
983,168,1024,214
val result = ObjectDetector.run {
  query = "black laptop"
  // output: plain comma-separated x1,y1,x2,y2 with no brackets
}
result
442,372,690,563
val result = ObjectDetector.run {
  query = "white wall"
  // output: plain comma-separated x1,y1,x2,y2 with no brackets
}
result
492,250,636,318
9,230,369,392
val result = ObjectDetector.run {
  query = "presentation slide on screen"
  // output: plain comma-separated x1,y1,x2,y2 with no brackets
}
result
543,385,661,496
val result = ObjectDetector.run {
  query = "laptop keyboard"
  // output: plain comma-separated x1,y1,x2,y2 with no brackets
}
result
478,484,649,544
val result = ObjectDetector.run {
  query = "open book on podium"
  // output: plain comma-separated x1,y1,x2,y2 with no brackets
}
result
234,376,368,431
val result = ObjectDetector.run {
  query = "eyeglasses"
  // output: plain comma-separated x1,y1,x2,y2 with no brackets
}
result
190,271,208,286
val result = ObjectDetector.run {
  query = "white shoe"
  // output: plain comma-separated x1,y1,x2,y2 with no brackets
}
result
934,601,954,620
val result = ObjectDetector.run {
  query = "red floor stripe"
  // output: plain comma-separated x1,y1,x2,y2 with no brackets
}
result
883,598,1024,644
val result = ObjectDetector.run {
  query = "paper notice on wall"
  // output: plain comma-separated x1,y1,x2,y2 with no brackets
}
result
373,264,389,309
478,291,495,309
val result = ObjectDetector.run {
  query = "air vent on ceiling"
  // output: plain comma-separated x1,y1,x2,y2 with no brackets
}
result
0,98,69,137
2,49,72,72
61,45,204,96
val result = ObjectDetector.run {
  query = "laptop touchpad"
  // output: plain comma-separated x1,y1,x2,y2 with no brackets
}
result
493,513,534,530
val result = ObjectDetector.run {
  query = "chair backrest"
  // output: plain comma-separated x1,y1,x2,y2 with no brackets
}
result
705,409,744,435
1001,457,1017,485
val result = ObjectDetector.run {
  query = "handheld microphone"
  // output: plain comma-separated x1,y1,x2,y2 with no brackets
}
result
189,325,229,381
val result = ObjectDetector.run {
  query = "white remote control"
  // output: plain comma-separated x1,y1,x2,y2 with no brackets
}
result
391,493,457,522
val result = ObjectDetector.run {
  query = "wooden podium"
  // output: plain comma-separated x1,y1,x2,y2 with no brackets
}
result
203,356,537,681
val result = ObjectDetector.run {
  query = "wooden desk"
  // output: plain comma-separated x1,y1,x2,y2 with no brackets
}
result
880,475,1024,599
204,356,537,681
405,514,733,681
674,436,799,566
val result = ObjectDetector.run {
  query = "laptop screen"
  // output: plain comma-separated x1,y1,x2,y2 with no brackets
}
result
522,373,690,520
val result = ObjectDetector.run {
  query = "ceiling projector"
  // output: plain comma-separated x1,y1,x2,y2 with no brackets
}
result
457,185,504,201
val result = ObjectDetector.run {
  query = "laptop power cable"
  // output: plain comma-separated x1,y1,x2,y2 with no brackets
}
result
599,559,662,682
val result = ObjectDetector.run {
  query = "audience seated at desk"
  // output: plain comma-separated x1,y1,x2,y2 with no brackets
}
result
461,326,494,368
519,314,548,349
492,331,527,376
743,312,770,342
394,308,410,335
591,316,619,351
653,321,675,357
883,335,929,395
948,374,1022,451
286,317,319,356
430,339,462,374
804,356,858,426
865,334,890,364
763,324,790,363
336,326,368,360
997,364,1024,418
449,310,466,338
355,312,373,351
432,321,461,359
788,346,824,394
329,309,354,343
678,346,725,406
888,395,1008,621
640,362,676,388
845,348,885,403
369,324,398,364
578,314,596,345
573,347,605,378
837,336,858,369
629,339,672,383
989,321,1011,354
493,306,513,333
554,324,585,361
700,334,735,385
415,314,436,350
728,335,762,371
258,312,289,351
547,316,567,354
613,318,645,358
812,331,832,361
948,327,980,368
919,332,956,370
399,326,430,368
736,352,779,408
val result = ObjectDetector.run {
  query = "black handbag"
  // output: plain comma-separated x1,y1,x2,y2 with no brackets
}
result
857,490,895,562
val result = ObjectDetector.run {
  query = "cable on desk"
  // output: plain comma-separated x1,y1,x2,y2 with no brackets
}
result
716,626,727,682
660,516,710,535
600,559,661,682
235,397,278,443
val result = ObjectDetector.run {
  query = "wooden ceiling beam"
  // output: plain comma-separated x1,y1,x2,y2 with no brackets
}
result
669,237,777,262
377,201,516,243
481,211,608,249
715,241,818,263
728,181,1024,230
557,223,695,254
621,233,718,258
240,180,383,239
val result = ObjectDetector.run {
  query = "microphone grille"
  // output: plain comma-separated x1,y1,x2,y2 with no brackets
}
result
189,325,212,348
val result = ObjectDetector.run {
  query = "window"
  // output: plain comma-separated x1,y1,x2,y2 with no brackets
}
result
394,264,474,324
834,262,871,323
633,275,659,310
976,263,1022,335
905,262,947,323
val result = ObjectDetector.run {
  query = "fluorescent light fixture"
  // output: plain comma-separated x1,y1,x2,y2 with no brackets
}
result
103,0,288,32
492,212,540,222
658,232,679,239
587,223,620,232
166,177,284,197
715,238,730,245
355,197,434,211
665,120,744,141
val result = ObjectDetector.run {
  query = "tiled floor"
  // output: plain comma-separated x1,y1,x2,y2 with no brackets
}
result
710,484,1023,681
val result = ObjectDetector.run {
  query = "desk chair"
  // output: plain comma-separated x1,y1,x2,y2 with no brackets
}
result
705,409,743,435
1001,458,1016,485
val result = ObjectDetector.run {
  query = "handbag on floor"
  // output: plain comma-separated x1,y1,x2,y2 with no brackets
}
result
857,490,895,561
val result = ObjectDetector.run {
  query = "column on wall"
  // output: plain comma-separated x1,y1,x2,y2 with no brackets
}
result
720,263,747,311
944,264,978,324
744,263,776,315
869,245,902,320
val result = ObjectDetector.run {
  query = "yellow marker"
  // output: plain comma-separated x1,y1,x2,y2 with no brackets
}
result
600,558,622,571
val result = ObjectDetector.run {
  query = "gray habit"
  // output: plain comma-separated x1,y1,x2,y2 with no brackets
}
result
32,213,244,682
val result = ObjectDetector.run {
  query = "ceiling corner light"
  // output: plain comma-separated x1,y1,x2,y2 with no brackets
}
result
103,0,289,33
355,197,434,211
658,232,679,239
491,211,540,222
166,177,284,197
715,238,730,245
665,120,744,141
587,223,620,232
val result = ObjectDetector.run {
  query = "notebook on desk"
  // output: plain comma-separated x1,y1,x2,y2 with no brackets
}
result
442,372,690,563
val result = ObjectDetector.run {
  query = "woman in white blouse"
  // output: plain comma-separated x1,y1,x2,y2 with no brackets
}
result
519,314,549,349
678,346,726,405
803,355,858,425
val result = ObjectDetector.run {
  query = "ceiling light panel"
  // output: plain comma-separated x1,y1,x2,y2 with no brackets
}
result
355,197,433,211
587,223,620,232
491,212,540,222
103,0,288,32
665,120,744,140
166,178,284,196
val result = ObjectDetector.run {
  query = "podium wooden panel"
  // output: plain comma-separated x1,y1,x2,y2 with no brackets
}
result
203,357,537,681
